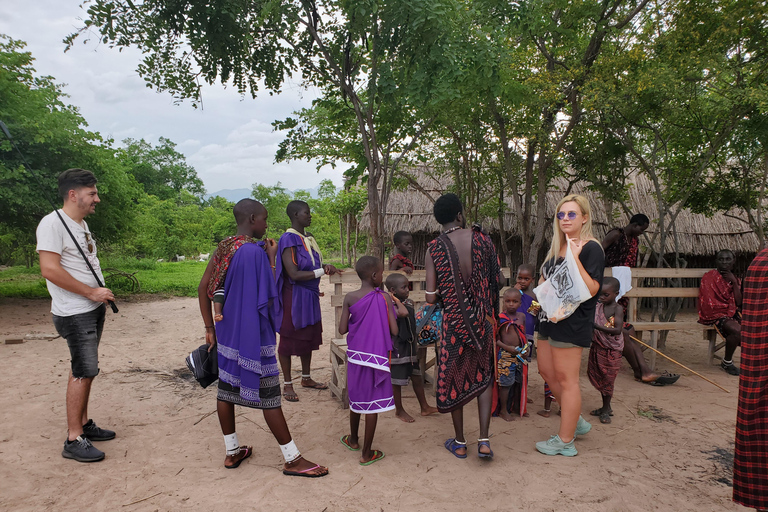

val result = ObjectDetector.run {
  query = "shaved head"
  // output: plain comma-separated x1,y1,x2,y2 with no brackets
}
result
385,273,409,291
286,200,309,219
355,256,381,281
233,199,266,225
517,264,535,275
603,276,621,293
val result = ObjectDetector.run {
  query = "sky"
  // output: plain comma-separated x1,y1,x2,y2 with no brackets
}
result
0,1,346,194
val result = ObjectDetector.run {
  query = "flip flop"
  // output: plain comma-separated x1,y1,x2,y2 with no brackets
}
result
283,464,329,478
444,438,467,459
301,380,328,390
224,446,252,469
340,435,360,451
599,412,612,424
282,385,299,402
360,450,385,466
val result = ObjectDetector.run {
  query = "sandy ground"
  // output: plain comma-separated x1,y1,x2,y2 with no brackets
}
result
0,279,744,512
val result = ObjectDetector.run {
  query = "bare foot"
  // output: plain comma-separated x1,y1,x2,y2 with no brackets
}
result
500,412,517,422
283,456,329,477
420,405,439,416
523,412,530,417
537,409,551,418
527,397,534,403
396,410,416,423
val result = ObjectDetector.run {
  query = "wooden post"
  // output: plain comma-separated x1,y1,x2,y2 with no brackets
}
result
649,330,658,370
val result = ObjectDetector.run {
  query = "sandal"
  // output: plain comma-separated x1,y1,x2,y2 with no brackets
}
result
599,412,612,424
283,463,329,477
300,377,328,390
590,408,614,417
224,446,252,469
477,439,493,460
444,438,467,459
282,384,299,402
360,450,385,466
340,435,360,451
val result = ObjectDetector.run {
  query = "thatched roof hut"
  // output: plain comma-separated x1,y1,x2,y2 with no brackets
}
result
362,165,760,268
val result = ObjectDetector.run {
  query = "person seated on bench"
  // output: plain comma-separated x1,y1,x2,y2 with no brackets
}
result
698,249,742,376
603,214,678,386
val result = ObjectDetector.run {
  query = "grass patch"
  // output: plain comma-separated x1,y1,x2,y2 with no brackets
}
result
0,259,208,298
0,266,50,298
0,255,350,299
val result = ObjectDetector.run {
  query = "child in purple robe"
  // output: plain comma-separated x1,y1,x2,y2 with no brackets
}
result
338,256,398,466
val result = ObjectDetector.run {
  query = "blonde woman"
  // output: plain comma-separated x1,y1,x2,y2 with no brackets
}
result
535,195,604,456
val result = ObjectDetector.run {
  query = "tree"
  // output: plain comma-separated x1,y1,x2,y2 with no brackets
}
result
71,0,467,259
118,137,205,201
0,35,142,262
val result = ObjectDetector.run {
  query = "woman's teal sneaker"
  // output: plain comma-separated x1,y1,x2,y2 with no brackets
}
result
535,435,578,457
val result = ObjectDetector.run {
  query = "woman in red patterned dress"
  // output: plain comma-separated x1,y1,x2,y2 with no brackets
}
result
425,193,502,460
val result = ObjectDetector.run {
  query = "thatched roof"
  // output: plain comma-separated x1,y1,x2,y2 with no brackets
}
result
361,165,760,256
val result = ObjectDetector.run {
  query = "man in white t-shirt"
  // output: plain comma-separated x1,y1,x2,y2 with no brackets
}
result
36,168,116,463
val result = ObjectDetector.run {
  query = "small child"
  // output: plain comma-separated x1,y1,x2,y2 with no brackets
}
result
496,288,529,422
389,231,415,274
514,264,538,345
588,276,625,424
385,273,438,423
339,256,398,465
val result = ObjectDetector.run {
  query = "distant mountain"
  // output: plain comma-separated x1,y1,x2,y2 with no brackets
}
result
207,186,321,202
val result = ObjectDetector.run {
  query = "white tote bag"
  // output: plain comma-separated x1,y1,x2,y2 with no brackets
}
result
533,241,593,323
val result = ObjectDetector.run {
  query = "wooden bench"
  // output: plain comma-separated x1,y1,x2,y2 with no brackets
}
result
605,267,724,369
328,268,512,407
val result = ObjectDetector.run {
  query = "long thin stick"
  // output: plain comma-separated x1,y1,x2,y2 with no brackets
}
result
629,335,730,393
122,492,162,507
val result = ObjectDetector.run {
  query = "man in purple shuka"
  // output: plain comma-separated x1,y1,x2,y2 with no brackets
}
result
276,200,341,402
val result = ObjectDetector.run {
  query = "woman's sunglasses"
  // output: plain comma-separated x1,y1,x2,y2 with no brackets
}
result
556,211,579,220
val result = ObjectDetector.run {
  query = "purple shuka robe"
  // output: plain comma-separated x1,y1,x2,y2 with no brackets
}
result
215,243,280,404
275,232,322,332
347,289,395,414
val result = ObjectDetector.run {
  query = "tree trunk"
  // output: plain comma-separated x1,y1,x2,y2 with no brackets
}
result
345,214,351,266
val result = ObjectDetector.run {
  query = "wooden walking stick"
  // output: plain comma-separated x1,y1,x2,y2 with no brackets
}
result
629,335,730,393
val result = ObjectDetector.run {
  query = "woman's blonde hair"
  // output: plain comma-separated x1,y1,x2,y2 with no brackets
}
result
543,194,599,267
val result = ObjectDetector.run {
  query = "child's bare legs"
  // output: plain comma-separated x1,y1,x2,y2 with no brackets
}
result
538,394,554,418
393,384,415,423
499,386,516,421
412,375,438,416
601,394,612,415
348,411,362,449
349,411,380,463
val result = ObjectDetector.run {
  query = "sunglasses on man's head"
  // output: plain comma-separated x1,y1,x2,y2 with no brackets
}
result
556,211,579,220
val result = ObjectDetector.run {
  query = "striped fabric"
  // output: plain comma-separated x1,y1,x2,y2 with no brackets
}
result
733,247,768,510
